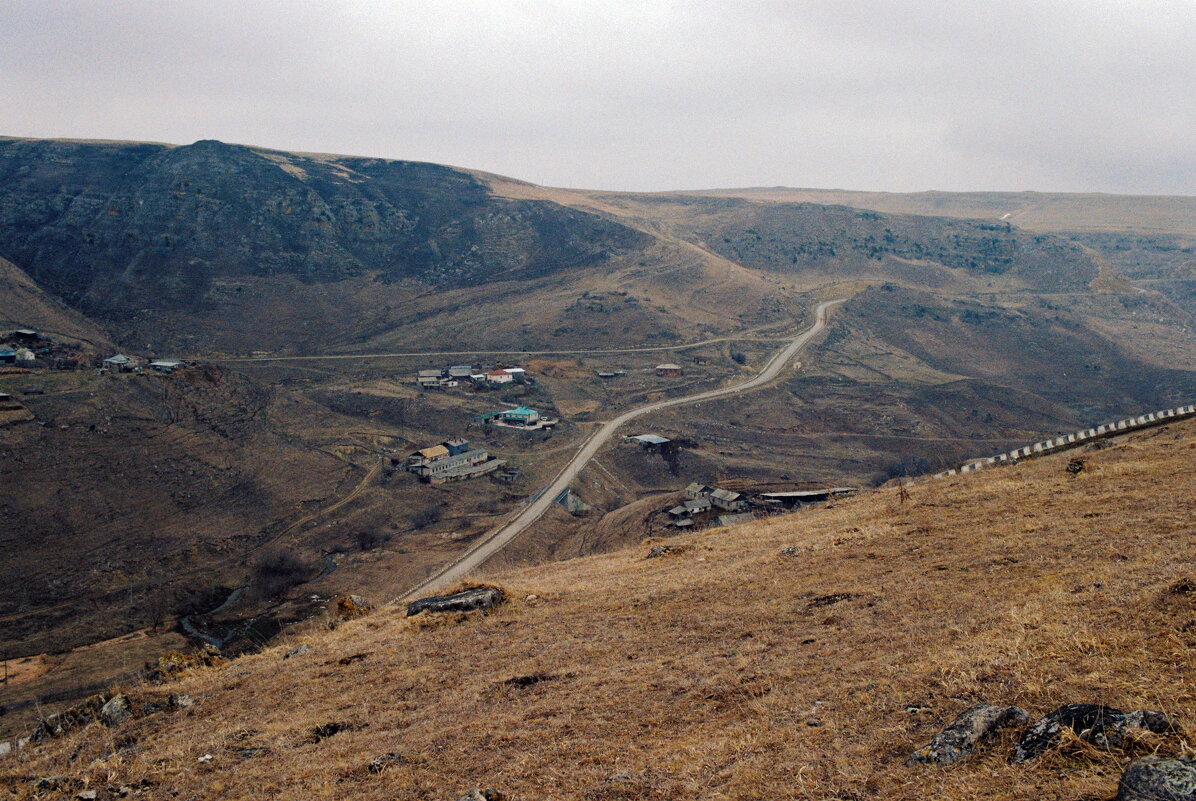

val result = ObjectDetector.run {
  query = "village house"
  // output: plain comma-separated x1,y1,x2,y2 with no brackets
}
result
755,487,857,509
402,438,503,484
448,365,474,379
479,405,557,430
627,433,671,452
14,348,36,367
710,488,747,512
0,349,15,365
655,363,683,377
10,329,40,343
102,354,138,373
149,359,184,373
486,369,515,385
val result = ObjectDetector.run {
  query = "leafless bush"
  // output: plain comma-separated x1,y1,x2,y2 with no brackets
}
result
252,549,312,599
410,505,444,529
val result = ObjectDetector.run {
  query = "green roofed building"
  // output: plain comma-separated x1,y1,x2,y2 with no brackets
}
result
478,405,551,429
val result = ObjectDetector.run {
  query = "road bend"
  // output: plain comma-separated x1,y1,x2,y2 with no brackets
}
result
398,298,845,600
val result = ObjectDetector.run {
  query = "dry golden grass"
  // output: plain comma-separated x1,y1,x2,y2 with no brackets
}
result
7,422,1196,800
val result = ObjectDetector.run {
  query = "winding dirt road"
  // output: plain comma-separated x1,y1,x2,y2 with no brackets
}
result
218,324,801,363
399,298,844,600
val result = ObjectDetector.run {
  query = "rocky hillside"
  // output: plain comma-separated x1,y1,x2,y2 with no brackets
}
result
0,256,110,346
0,136,1116,354
0,366,359,658
0,137,652,351
583,192,1101,293
5,416,1195,800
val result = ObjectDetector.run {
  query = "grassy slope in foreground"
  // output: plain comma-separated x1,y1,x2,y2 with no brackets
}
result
10,419,1196,800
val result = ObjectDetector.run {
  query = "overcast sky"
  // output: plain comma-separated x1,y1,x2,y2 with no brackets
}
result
2,1,1193,194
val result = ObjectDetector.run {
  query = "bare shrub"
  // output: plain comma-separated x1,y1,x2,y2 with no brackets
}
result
410,505,444,529
252,549,312,599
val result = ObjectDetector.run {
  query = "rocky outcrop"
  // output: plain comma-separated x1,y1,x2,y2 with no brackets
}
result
908,704,1029,765
1011,704,1176,763
334,595,374,620
1116,756,1196,800
28,694,108,742
99,694,131,727
24,690,196,746
406,587,505,617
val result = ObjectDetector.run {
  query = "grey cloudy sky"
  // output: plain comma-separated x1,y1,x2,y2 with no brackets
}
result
2,1,1194,193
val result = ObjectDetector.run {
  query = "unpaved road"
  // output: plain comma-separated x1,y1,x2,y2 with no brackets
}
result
400,298,844,600
218,326,798,363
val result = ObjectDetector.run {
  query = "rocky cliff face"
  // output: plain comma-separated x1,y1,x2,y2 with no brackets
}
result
0,138,650,322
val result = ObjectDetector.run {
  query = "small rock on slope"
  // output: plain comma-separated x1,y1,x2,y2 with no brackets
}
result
1116,756,1196,800
100,694,131,727
456,791,505,801
909,704,1029,765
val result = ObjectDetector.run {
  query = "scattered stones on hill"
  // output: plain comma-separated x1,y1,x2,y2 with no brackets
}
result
310,722,348,742
1011,704,1175,763
646,545,677,558
29,694,108,742
232,746,270,759
368,752,404,774
24,689,198,746
168,693,195,709
1169,578,1196,597
1067,458,1086,475
456,790,505,801
334,594,374,620
1116,756,1196,800
406,586,505,617
283,644,310,659
909,704,1030,765
155,648,226,679
503,673,558,688
806,592,857,610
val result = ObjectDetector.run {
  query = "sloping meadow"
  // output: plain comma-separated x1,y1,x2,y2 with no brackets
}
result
6,420,1196,800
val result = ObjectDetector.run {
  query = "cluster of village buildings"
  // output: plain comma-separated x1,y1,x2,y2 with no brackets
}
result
416,364,528,390
0,329,50,368
0,327,190,376
99,354,186,374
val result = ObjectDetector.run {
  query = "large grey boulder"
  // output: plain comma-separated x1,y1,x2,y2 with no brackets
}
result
100,694,131,727
1117,756,1196,800
908,704,1029,765
1012,704,1175,763
406,587,505,617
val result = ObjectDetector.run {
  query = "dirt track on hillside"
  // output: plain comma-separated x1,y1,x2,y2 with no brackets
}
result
399,298,844,599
